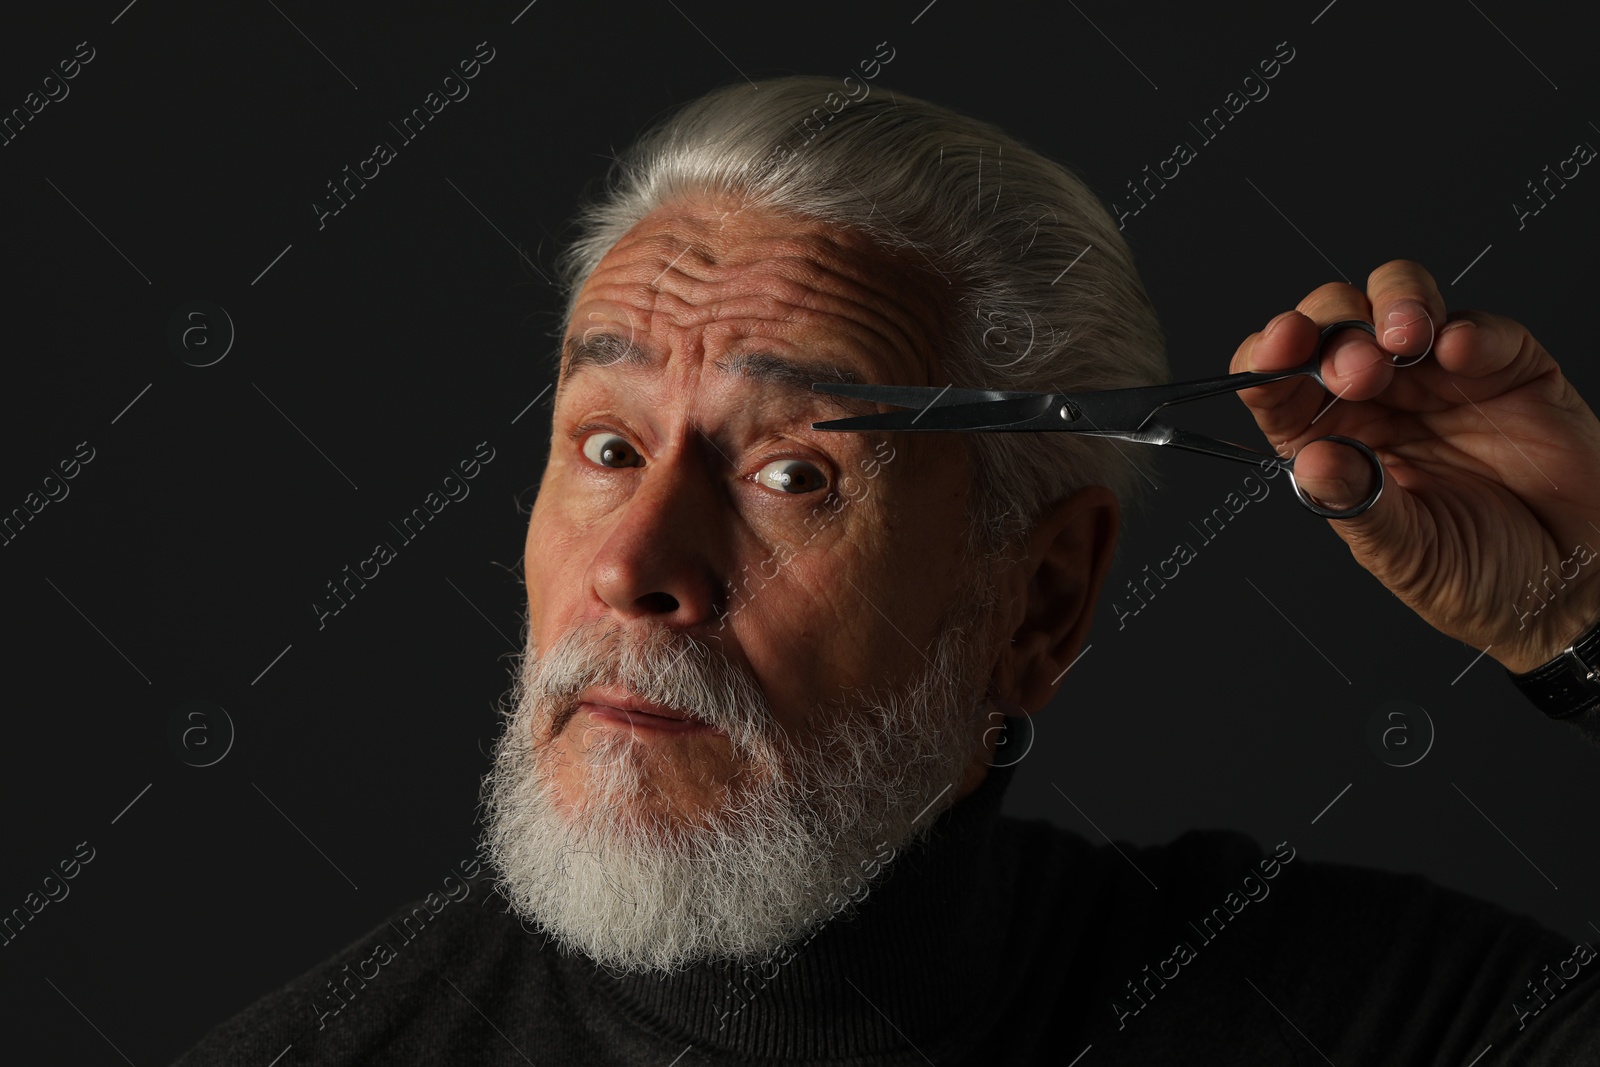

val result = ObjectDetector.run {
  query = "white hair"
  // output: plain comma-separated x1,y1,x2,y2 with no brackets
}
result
552,75,1171,565
479,559,999,973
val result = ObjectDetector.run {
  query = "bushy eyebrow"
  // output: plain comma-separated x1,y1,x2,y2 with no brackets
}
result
558,333,883,420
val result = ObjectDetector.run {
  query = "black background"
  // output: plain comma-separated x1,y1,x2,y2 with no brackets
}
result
2,0,1598,1063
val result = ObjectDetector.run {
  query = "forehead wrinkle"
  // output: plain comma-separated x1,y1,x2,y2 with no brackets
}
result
724,239,950,389
602,216,946,367
748,225,952,336
565,282,928,409
600,190,946,290
634,253,945,393
562,200,957,424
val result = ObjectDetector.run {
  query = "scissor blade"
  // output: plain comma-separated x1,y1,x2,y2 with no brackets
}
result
810,381,1050,408
814,380,1164,434
812,394,1059,432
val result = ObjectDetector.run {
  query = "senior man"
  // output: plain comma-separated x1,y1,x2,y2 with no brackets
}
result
176,76,1600,1065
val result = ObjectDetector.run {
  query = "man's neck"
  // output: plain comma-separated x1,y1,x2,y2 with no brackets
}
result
553,749,1021,1062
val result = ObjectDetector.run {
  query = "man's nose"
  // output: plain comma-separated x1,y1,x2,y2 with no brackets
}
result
586,439,726,625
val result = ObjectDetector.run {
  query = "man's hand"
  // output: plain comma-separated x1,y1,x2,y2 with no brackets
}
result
1229,259,1600,675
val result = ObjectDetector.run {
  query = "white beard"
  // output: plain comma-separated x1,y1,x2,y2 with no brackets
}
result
478,567,999,974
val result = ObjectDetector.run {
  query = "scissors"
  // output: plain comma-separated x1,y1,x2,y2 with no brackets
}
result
811,318,1395,519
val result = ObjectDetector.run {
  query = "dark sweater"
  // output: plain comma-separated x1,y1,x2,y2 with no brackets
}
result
172,734,1600,1065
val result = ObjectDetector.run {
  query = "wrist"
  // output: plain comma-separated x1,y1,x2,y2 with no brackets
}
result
1504,614,1600,719
1495,600,1600,674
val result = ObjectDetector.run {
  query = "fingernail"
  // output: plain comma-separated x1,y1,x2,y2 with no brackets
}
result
1441,319,1476,337
1382,300,1429,348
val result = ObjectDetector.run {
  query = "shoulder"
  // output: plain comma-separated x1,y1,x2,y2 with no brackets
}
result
170,876,566,1066
994,814,1278,906
997,819,1598,1058
1021,817,1567,959
1233,848,1598,1060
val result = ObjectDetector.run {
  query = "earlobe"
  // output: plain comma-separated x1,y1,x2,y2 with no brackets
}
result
985,684,1030,718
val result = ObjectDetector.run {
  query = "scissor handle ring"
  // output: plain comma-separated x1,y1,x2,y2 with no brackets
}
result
1309,318,1379,380
1286,434,1385,518
1284,319,1388,518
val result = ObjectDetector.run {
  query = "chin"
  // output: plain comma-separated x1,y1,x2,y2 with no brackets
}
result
546,716,752,835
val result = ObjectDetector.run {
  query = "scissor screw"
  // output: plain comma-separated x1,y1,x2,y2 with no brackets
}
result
1058,402,1080,422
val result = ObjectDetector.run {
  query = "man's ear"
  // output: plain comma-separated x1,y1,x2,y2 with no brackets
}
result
989,485,1119,713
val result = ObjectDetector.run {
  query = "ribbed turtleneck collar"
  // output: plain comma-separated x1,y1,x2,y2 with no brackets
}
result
553,730,1023,1062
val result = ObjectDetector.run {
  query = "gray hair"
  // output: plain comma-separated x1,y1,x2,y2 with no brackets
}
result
552,75,1170,568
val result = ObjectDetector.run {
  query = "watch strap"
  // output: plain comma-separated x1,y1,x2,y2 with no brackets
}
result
1506,617,1600,720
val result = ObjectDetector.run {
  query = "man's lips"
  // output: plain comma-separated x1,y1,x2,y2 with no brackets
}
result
575,685,725,737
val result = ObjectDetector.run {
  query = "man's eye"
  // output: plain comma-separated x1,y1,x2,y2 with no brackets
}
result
579,432,826,495
755,458,827,494
580,432,640,468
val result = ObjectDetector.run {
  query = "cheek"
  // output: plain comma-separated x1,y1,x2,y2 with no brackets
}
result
524,512,593,625
720,578,851,736
760,541,885,676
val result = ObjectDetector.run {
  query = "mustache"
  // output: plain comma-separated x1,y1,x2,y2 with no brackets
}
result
529,618,775,747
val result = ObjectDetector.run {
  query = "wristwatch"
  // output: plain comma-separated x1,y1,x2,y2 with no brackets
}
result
1506,617,1600,719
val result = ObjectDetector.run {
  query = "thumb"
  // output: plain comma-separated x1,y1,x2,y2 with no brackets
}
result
1289,438,1417,568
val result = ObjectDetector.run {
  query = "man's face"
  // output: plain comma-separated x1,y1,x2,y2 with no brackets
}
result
481,195,1006,971
529,196,995,810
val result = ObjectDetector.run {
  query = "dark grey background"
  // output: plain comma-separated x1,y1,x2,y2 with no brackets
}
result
2,0,1597,1062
